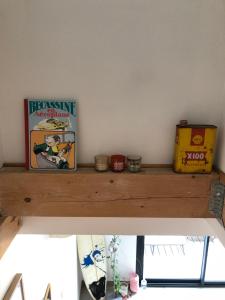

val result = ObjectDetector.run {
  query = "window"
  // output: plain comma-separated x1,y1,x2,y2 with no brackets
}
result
136,236,225,287
205,237,225,282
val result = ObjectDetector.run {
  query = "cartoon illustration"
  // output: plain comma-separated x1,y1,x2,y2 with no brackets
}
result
34,118,71,131
77,236,107,300
33,134,74,169
81,245,106,273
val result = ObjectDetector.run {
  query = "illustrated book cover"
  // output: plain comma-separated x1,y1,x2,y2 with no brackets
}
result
24,99,77,170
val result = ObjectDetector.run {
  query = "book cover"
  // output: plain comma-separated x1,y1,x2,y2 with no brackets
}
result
24,99,77,170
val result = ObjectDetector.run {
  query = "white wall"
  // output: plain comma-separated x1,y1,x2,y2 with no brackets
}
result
0,234,78,300
0,0,225,164
106,235,137,281
217,111,225,172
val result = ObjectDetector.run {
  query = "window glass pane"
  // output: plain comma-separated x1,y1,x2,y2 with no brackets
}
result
143,235,204,279
205,237,225,281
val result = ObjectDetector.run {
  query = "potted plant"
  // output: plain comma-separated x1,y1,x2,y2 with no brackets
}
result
108,235,121,296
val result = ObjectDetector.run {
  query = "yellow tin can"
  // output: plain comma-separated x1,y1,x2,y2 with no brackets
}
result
174,121,217,173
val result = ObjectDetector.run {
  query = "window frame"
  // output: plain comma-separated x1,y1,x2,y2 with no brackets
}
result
136,235,225,287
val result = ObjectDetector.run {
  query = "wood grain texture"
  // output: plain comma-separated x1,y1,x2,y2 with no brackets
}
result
0,217,22,259
219,171,225,185
0,167,219,218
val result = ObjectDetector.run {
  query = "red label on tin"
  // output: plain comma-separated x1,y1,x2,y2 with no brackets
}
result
191,128,205,146
184,151,207,165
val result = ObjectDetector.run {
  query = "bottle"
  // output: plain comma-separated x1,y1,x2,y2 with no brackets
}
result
141,278,147,289
129,272,139,293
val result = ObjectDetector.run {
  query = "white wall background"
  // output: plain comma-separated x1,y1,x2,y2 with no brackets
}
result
0,0,225,164
217,111,225,172
0,234,78,300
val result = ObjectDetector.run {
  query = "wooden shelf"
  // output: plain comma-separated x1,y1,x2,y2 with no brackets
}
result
0,166,219,218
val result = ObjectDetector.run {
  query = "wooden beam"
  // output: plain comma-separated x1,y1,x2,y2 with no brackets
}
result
0,167,218,218
0,216,22,259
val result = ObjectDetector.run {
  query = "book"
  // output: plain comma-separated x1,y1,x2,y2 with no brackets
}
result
24,99,77,170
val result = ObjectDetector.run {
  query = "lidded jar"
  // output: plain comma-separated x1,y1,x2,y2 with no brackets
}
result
111,154,126,172
95,155,109,172
127,155,142,173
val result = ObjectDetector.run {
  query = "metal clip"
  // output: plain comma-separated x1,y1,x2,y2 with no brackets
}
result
209,182,225,225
